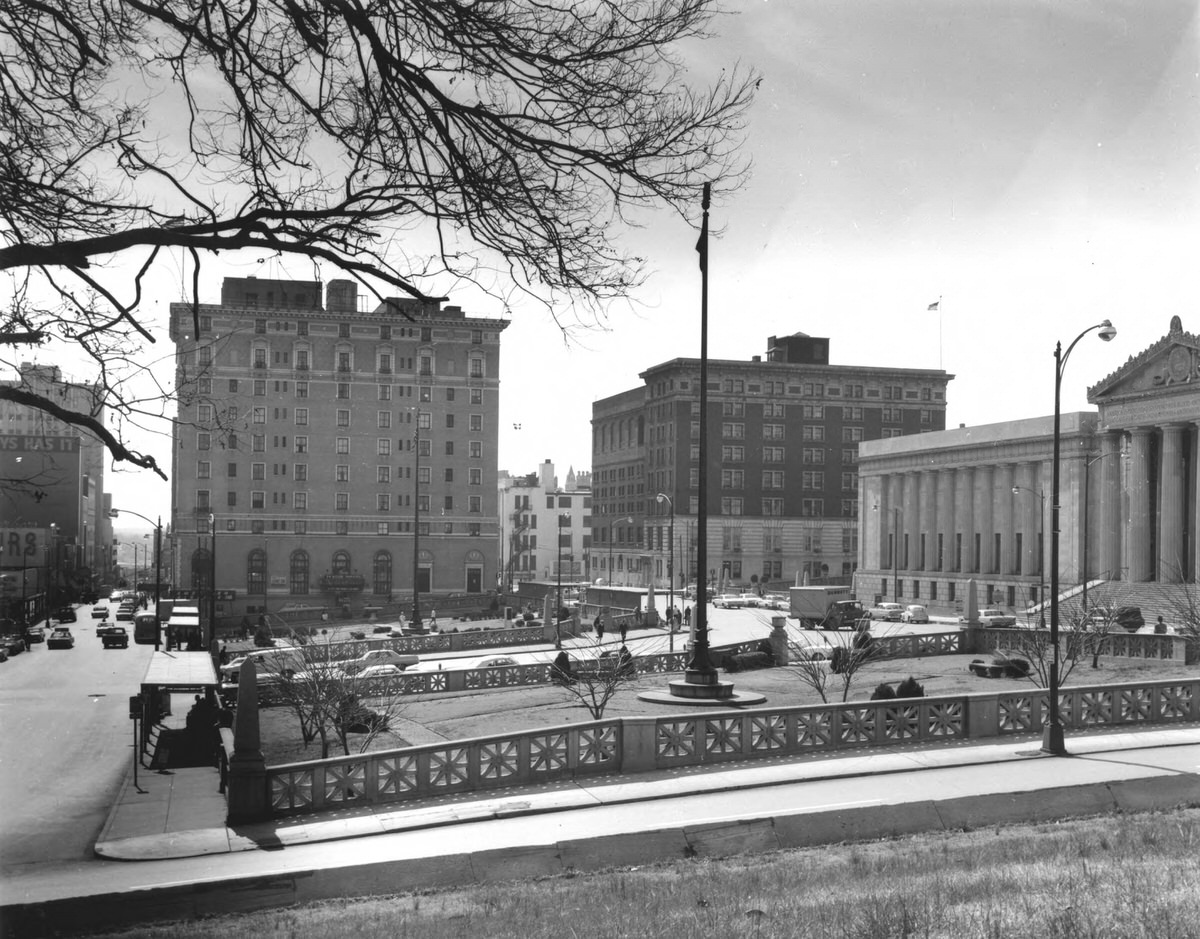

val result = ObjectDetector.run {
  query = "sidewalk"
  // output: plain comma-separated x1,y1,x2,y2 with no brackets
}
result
95,723,1200,862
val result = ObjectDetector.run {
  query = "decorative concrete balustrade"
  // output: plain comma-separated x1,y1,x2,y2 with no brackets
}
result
260,676,1199,818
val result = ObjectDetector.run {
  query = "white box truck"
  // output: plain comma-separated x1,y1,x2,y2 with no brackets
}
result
789,585,866,630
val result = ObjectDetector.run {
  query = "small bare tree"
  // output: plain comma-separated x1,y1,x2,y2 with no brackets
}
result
784,621,888,703
272,649,408,758
554,648,638,719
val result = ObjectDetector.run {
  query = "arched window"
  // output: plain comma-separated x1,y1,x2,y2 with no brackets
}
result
373,551,392,596
332,550,351,574
290,550,310,595
247,549,267,595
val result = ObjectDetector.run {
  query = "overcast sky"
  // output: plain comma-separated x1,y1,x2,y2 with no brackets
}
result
44,0,1200,528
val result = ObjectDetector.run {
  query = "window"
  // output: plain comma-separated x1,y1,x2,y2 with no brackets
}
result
801,498,823,517
296,349,309,370
763,446,785,463
336,492,349,511
250,407,264,425
721,401,744,417
721,422,744,439
764,402,785,418
419,354,432,376
378,384,392,401
842,426,864,442
469,495,482,513
803,426,825,441
296,381,308,398
377,410,391,429
720,469,744,489
197,461,211,479
336,437,350,454
337,409,350,427
197,346,212,366
762,471,785,489
417,494,429,512
377,494,391,511
295,464,308,481
294,436,308,453
417,438,430,457
842,499,859,517
841,472,858,490
251,491,265,509
469,414,482,432
420,386,431,402
378,353,392,374
469,355,484,378
295,408,308,425
254,348,267,369
802,471,824,489
444,441,454,455
470,388,482,404
444,467,454,482
198,403,213,423
196,489,210,509
469,523,481,536
762,498,784,516
720,497,743,515
469,467,482,485
444,495,454,511
336,465,349,482
469,441,482,458
227,379,238,393
252,462,265,480
843,406,863,421
255,319,266,334
337,383,350,399
721,445,744,462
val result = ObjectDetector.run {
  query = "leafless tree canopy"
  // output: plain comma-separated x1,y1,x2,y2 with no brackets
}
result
0,0,755,471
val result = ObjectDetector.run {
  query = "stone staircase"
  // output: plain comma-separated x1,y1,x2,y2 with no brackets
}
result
1056,580,1199,631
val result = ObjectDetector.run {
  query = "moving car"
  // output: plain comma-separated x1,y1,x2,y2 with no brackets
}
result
356,664,404,680
47,627,75,649
54,606,77,623
91,604,110,619
473,655,519,669
763,594,789,611
963,608,1018,628
101,626,129,649
115,604,136,622
341,648,419,675
868,602,903,622
96,621,121,637
713,594,751,609
900,604,929,624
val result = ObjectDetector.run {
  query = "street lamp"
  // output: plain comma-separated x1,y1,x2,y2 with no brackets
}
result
44,522,58,626
208,513,217,651
111,509,163,650
656,493,675,651
607,515,634,587
1046,319,1117,756
1011,486,1046,628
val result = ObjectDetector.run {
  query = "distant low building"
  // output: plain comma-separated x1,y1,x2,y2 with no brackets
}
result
498,460,591,587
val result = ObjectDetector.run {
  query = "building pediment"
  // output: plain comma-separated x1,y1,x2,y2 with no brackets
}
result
1089,315,1200,404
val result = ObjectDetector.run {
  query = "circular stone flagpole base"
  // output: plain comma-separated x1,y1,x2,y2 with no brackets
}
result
638,680,766,707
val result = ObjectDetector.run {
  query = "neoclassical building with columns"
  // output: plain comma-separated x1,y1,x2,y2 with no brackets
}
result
855,317,1200,613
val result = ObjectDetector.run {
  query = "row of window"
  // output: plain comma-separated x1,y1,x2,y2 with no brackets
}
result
195,490,485,513
196,433,485,454
699,470,858,490
709,497,857,517
196,462,486,485
243,319,484,346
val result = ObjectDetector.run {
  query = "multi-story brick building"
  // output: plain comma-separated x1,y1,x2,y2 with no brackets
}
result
1,362,113,612
592,332,952,593
169,276,507,623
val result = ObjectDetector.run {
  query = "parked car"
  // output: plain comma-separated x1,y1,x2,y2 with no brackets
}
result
0,645,7,662
91,605,110,620
101,626,129,649
713,594,751,609
763,594,789,611
54,606,77,623
900,604,929,624
868,602,904,622
1115,606,1144,632
24,624,46,644
47,627,75,649
0,633,27,656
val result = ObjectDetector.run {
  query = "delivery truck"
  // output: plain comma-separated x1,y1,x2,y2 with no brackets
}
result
789,585,867,630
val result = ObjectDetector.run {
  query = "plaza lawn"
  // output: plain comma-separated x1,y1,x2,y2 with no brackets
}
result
90,807,1200,939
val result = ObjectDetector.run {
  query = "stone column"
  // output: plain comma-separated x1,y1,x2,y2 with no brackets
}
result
919,470,937,570
227,658,267,823
1127,427,1155,582
903,472,919,573
959,467,976,573
1018,462,1041,577
996,463,1016,575
1158,424,1187,583
937,468,955,572
977,465,995,574
889,473,904,573
1098,431,1122,580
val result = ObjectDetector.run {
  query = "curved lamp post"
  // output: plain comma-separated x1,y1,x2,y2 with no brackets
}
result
111,509,163,650
1046,319,1116,756
1011,486,1046,628
656,493,674,651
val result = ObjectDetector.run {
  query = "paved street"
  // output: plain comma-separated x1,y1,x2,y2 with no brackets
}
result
0,605,156,874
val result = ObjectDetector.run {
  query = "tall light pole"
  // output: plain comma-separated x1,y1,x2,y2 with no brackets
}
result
555,512,569,649
111,509,163,650
1012,486,1046,627
411,409,429,627
657,493,675,652
208,513,217,651
1046,319,1117,756
44,522,58,626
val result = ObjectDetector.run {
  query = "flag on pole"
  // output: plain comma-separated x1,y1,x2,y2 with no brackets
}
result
927,299,940,311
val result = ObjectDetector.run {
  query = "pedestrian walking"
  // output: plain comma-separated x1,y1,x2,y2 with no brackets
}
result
597,614,605,642
684,606,692,627
593,613,602,635
430,610,438,629
619,618,628,643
